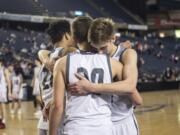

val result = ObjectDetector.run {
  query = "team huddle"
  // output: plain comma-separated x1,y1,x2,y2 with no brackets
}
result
37,16,143,135
0,16,143,135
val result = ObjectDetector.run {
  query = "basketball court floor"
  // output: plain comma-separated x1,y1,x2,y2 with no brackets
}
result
0,89,180,135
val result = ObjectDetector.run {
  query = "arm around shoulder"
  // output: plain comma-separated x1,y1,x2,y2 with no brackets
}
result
121,48,138,90
38,49,51,64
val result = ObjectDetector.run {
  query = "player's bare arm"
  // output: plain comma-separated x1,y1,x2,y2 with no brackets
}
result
130,88,143,106
38,49,51,65
38,47,77,72
69,57,134,95
49,56,66,135
121,49,138,89
91,57,134,94
121,49,143,105
68,49,141,96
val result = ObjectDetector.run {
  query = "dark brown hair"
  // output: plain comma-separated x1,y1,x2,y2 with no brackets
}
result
72,16,93,43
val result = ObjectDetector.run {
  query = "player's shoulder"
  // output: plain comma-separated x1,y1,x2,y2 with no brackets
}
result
55,55,67,67
122,48,137,58
123,47,136,53
61,47,78,56
110,57,123,68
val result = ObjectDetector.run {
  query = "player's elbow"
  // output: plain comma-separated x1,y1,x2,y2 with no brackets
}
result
135,97,143,106
125,84,136,94
127,80,137,94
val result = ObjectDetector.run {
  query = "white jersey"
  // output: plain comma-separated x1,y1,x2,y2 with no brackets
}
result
0,67,7,102
33,66,41,96
111,45,134,122
111,45,139,135
0,67,6,88
50,47,64,59
39,66,52,106
39,47,64,106
12,74,21,92
38,47,66,133
65,53,112,127
111,45,127,61
12,74,22,99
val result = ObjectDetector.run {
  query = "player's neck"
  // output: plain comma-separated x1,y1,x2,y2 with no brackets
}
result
77,42,90,51
55,41,68,49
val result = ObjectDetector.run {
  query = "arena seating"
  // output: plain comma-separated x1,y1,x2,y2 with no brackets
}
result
0,26,179,82
159,0,180,10
116,35,180,82
38,0,139,23
0,0,44,15
89,0,138,23
38,0,103,17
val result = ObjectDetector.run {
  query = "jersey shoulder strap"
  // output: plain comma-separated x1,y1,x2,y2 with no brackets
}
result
112,45,127,62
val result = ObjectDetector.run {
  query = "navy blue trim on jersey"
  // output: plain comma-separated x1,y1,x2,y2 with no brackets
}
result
132,114,139,135
57,48,64,57
106,55,113,82
119,48,127,62
112,46,119,58
66,54,70,84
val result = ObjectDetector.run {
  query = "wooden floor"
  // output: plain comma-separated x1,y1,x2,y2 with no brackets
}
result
136,89,180,135
0,89,180,135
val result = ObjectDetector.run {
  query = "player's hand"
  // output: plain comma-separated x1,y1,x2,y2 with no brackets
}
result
67,73,93,95
130,88,143,106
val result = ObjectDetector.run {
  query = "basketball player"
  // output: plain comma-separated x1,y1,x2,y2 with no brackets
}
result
45,16,135,134
32,58,42,117
71,16,93,51
11,66,23,114
49,50,126,135
37,19,75,135
68,18,142,135
0,58,11,129
49,17,139,135
39,16,93,69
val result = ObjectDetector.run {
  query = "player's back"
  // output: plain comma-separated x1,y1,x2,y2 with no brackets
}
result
64,52,114,135
65,52,112,121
